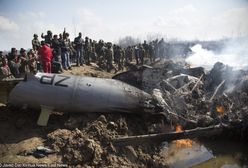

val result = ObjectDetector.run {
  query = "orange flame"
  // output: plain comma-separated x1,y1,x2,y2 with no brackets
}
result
175,125,183,132
216,105,225,114
173,125,193,148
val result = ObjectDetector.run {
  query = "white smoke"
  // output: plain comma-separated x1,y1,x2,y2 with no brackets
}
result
185,38,248,70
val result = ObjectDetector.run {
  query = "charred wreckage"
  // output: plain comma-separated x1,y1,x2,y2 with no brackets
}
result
0,60,248,144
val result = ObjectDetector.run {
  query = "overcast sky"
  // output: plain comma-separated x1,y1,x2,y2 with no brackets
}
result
0,0,248,50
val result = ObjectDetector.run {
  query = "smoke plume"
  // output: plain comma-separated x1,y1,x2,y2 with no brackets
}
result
185,38,248,70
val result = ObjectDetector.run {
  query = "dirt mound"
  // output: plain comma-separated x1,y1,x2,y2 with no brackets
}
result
0,103,167,167
63,63,114,78
46,114,167,167
47,129,103,165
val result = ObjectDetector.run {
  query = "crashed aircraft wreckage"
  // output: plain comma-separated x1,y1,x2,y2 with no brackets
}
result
0,72,164,126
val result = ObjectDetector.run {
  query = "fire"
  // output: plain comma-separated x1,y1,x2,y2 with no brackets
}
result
175,125,183,132
173,125,193,148
216,105,225,114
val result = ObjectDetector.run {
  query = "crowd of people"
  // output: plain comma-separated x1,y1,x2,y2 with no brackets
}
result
0,29,169,79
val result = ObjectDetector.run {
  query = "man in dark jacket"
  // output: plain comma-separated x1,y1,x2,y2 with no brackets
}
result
51,35,63,73
41,30,53,46
74,32,84,66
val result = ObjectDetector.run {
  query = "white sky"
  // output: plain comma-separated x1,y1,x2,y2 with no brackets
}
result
0,0,248,50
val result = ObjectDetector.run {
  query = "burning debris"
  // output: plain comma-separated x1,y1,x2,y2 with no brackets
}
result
173,125,194,148
215,105,225,114
112,60,248,149
116,60,248,127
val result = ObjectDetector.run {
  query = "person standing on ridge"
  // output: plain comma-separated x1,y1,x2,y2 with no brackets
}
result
38,41,53,73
